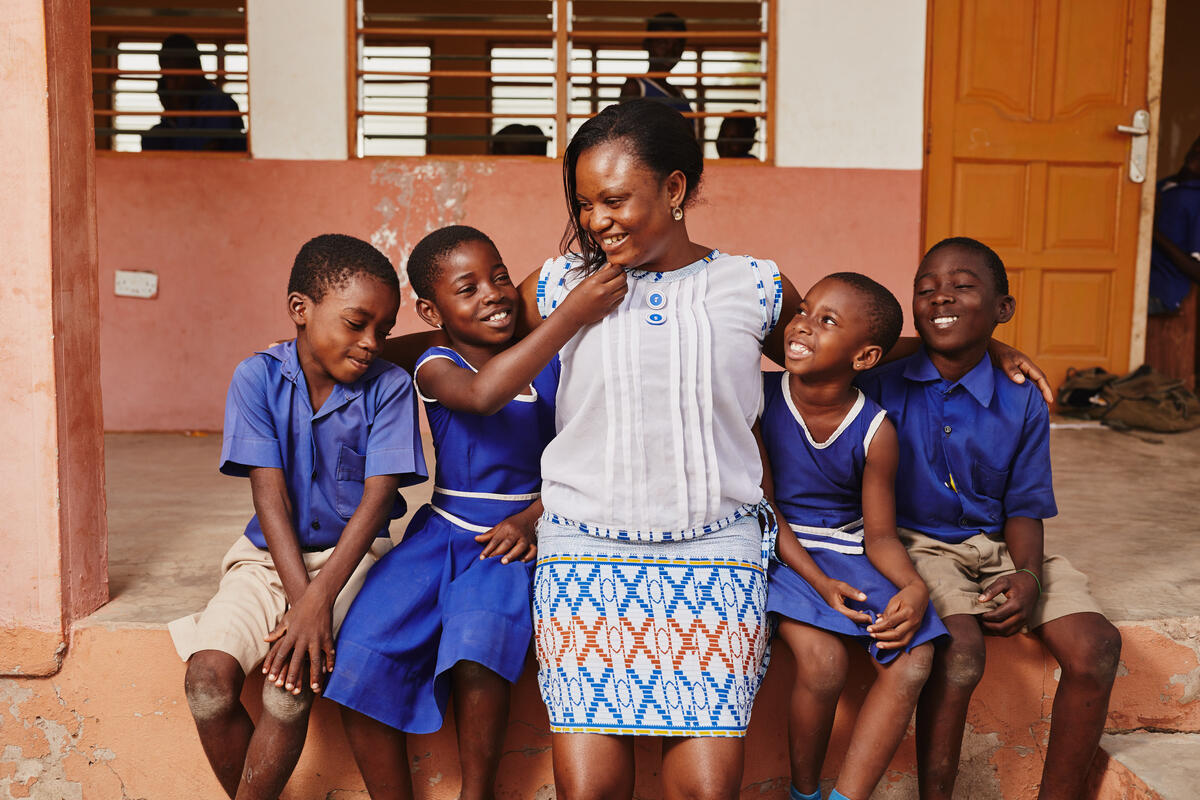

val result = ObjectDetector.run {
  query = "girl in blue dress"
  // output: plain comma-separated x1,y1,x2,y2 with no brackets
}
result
759,273,947,800
323,225,625,800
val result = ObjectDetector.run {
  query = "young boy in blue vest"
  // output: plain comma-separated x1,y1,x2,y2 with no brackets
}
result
857,237,1122,800
168,234,427,800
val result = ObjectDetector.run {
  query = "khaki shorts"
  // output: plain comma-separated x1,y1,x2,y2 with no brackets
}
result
897,528,1103,630
168,535,392,675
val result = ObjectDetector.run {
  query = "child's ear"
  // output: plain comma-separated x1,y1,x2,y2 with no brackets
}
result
414,297,443,330
853,344,884,372
287,292,311,327
997,293,1016,325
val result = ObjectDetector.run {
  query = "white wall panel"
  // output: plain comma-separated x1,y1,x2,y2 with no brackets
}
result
248,0,348,159
775,1,926,169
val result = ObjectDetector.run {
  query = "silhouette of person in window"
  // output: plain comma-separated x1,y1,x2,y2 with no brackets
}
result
142,34,246,152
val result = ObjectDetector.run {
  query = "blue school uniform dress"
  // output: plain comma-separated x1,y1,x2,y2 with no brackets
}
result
324,346,559,733
1150,175,1200,313
761,372,947,663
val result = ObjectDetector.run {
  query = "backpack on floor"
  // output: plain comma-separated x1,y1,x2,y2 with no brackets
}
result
1057,364,1200,433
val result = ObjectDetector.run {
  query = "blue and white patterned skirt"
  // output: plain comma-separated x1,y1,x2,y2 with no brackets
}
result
532,514,770,737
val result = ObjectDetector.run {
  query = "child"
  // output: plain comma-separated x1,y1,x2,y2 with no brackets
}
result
761,273,946,800
168,234,427,800
857,237,1122,800
323,225,626,800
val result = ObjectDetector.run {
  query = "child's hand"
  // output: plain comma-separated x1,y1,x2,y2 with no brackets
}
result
261,589,336,695
978,570,1040,636
868,581,929,650
561,262,628,325
987,339,1054,405
475,515,537,564
814,577,872,624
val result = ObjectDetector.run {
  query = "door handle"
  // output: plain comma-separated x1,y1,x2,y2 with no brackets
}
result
1116,109,1150,183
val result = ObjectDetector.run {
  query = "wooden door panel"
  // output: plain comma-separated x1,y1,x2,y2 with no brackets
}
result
926,0,1151,393
958,0,1038,117
1052,0,1132,118
1038,271,1113,356
951,162,1030,247
1043,165,1122,253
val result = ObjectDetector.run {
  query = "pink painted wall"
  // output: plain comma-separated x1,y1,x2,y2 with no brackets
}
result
96,156,921,430
1,0,107,668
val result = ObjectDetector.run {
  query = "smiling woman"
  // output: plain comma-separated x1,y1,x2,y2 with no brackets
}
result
510,99,803,800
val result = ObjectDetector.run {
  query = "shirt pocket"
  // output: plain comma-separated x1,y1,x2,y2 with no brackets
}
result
335,445,366,519
972,460,1008,501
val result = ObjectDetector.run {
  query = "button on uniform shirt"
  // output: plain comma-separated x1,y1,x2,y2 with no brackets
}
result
856,349,1057,543
219,341,427,549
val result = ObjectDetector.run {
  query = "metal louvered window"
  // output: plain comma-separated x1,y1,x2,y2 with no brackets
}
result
353,1,772,161
92,5,248,154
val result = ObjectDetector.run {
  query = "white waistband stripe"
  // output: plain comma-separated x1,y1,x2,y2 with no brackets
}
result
797,538,865,555
430,505,493,534
433,487,541,502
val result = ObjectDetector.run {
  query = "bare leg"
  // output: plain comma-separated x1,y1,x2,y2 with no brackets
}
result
340,706,414,800
1034,613,1121,800
915,615,986,800
184,650,254,798
661,735,745,800
453,661,511,800
776,619,849,796
551,732,635,800
234,681,314,800
834,644,933,799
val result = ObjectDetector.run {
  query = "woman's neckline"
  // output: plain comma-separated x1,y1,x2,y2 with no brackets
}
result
627,249,720,283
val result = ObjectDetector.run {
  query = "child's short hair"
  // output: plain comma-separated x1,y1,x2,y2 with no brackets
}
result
406,225,497,300
826,272,904,355
288,234,399,302
923,236,1009,295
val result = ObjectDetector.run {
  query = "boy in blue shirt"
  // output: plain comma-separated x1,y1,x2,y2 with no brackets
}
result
857,237,1122,800
168,234,426,800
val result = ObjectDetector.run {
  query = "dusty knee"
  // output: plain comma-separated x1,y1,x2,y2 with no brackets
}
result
260,682,313,723
890,646,935,696
184,654,241,721
790,635,849,697
938,640,986,690
1060,624,1123,686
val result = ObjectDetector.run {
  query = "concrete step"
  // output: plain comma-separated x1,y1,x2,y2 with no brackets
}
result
1090,732,1200,800
2,615,1197,800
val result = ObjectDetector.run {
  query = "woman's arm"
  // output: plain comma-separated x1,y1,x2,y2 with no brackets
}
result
761,274,802,367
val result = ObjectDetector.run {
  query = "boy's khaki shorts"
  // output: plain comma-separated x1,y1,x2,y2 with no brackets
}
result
168,535,392,675
897,528,1103,630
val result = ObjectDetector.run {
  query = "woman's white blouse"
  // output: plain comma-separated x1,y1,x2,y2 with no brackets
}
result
535,250,783,538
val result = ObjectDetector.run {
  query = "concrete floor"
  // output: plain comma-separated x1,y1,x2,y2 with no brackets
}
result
89,423,1200,625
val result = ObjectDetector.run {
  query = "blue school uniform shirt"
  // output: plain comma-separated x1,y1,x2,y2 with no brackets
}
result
856,349,1057,543
1150,176,1200,311
219,341,427,549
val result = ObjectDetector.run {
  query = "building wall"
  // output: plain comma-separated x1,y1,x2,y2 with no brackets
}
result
1156,0,1200,178
96,1,930,431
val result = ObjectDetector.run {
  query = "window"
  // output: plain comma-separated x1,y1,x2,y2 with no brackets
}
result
352,1,772,160
92,5,248,153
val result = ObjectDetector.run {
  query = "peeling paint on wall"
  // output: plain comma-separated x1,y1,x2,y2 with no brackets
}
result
369,160,496,304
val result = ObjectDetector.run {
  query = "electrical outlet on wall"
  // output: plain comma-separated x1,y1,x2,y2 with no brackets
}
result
114,269,158,299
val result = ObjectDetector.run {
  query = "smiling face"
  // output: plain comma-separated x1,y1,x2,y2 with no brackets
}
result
913,245,1014,362
415,239,518,349
573,139,686,270
784,277,881,380
291,273,400,389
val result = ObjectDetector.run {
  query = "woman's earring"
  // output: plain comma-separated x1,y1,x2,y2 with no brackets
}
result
672,206,684,221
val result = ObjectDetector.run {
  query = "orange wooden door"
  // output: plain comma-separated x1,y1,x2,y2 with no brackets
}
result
925,0,1152,392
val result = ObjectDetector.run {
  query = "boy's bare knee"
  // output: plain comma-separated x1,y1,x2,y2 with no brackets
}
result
1061,622,1123,687
939,639,986,690
261,683,313,723
184,652,242,722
